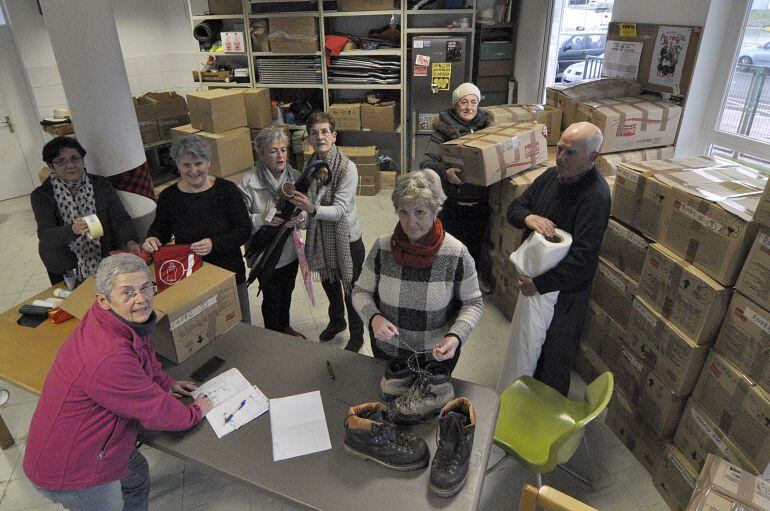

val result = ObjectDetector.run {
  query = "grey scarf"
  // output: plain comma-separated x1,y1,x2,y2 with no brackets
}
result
50,171,101,280
254,159,290,199
305,145,354,289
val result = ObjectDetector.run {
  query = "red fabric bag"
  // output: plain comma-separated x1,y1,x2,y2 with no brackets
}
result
153,245,202,291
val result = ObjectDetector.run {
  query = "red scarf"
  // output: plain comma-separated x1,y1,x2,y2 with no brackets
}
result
391,219,445,269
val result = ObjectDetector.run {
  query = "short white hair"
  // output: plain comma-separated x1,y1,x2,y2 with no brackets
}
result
392,169,447,214
95,254,151,296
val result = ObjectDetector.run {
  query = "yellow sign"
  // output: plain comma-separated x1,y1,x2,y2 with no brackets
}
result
431,63,451,91
620,23,637,38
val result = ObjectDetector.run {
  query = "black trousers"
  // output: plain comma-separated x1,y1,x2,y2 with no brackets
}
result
534,288,590,396
257,259,299,333
371,339,462,375
322,237,365,348
437,200,489,269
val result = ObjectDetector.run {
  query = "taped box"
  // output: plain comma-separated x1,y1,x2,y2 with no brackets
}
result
612,156,720,241
440,123,547,187
187,89,247,133
580,299,624,359
340,145,379,165
329,103,361,131
240,88,272,129
625,297,709,397
654,445,699,511
198,127,254,177
485,104,562,145
600,218,650,282
488,164,550,215
489,248,519,320
268,17,319,53
545,78,643,129
62,264,240,363
691,351,770,474
674,399,765,476
686,454,770,511
735,227,770,313
140,91,189,139
576,96,681,153
713,291,770,394
590,258,638,328
636,243,731,345
657,160,766,286
596,146,675,177
133,97,160,144
757,181,770,228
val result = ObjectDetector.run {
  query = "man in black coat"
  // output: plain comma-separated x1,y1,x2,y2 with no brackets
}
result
506,122,611,396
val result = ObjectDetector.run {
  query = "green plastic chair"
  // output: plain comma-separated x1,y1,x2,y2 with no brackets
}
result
489,372,614,488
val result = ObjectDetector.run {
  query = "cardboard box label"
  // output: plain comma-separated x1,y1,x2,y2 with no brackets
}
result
622,345,644,373
599,264,628,292
170,295,218,331
668,450,697,487
634,298,658,327
690,406,741,466
742,306,770,335
616,166,639,183
608,220,648,249
673,200,725,233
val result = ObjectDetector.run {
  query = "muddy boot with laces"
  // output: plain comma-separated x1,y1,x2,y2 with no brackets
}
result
389,362,454,424
379,357,417,401
343,402,430,471
430,397,476,497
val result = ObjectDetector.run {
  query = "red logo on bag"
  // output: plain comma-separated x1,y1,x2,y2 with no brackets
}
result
159,260,186,286
152,245,202,291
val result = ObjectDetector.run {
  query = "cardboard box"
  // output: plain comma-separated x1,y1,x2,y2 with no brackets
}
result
637,243,731,345
440,123,547,187
490,248,520,320
625,297,710,396
62,264,241,363
329,103,362,131
611,156,717,241
356,163,379,179
736,227,770,313
545,78,643,129
600,218,650,282
208,0,242,14
198,127,254,177
757,182,770,228
590,258,638,328
487,210,525,257
674,399,764,476
654,445,699,511
687,454,770,511
576,96,681,153
580,300,624,359
380,170,397,188
220,31,245,52
713,292,770,394
268,17,319,53
337,0,395,11
360,101,399,132
169,124,200,138
140,92,189,139
340,145,378,165
654,161,767,284
133,97,161,144
602,338,685,437
485,104,562,145
357,179,379,196
240,89,272,129
187,90,247,133
574,343,611,388
691,352,770,473
488,164,550,215
596,146,675,177
606,388,667,477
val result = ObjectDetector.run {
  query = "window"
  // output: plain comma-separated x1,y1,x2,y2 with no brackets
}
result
0,5,6,26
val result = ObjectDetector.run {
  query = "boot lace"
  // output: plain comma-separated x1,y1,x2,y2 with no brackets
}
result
381,423,417,453
433,419,464,473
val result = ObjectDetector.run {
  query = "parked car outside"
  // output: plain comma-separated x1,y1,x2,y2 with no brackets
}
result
738,41,770,66
557,31,607,79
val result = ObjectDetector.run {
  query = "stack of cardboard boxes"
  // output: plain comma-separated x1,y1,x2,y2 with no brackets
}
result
329,101,399,132
170,89,271,178
573,155,769,511
339,146,380,196
133,91,190,144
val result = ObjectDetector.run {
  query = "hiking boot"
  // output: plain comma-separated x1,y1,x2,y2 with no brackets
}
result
319,320,346,342
388,363,454,424
430,397,477,497
379,357,417,401
343,402,430,471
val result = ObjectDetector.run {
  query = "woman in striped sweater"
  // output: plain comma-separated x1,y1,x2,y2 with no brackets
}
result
352,169,483,372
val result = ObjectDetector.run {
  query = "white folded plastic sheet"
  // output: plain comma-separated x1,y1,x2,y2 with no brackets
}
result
496,228,573,393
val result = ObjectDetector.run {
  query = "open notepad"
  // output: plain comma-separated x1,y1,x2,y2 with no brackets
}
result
270,390,331,461
191,368,269,438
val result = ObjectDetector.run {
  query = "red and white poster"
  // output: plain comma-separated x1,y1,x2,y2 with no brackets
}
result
649,26,691,89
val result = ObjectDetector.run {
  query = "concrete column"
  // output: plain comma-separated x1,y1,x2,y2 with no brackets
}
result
39,0,155,238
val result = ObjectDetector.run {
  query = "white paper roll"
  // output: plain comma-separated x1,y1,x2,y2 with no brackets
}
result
47,297,65,307
53,289,72,298
32,300,55,309
509,228,573,278
83,214,104,240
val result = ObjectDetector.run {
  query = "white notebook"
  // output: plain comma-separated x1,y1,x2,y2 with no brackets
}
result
269,390,331,461
191,368,269,439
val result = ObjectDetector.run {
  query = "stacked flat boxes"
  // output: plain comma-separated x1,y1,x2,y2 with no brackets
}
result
573,155,770,511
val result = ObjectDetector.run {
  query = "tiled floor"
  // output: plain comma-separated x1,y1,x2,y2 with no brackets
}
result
0,190,667,510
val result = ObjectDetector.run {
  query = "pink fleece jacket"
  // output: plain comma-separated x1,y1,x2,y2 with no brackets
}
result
23,302,203,490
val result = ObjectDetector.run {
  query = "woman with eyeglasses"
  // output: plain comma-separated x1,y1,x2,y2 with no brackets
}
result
31,136,141,285
419,83,492,293
24,254,213,511
143,135,252,322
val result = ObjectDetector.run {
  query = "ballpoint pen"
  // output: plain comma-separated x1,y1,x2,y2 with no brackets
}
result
224,399,247,425
326,360,336,382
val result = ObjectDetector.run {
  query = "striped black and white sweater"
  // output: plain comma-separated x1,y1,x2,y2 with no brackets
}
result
352,231,483,355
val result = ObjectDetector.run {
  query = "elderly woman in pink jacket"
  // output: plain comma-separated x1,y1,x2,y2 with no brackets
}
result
24,253,213,511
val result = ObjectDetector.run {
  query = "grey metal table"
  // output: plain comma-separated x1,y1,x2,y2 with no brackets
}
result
141,323,500,511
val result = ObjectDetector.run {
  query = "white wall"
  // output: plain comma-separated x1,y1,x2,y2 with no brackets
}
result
513,0,552,103
611,0,711,26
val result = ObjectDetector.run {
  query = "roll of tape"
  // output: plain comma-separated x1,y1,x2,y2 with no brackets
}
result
47,297,64,307
32,299,55,309
83,214,104,240
53,288,72,298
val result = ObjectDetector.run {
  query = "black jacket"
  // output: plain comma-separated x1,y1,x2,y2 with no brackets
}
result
31,174,138,276
419,108,491,203
507,166,611,294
